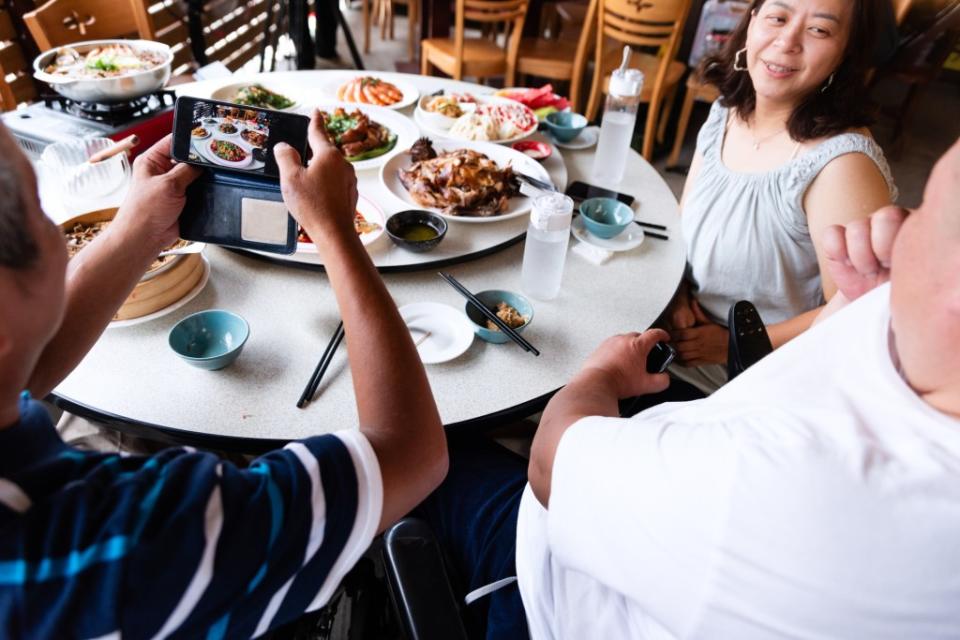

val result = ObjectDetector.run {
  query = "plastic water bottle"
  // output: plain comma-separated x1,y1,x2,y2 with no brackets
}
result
521,193,574,301
592,48,643,185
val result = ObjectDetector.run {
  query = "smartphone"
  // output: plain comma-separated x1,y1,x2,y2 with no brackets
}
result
646,342,677,374
565,181,636,206
171,96,309,178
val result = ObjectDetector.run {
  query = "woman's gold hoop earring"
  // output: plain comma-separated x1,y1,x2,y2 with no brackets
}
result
821,73,835,93
734,48,748,71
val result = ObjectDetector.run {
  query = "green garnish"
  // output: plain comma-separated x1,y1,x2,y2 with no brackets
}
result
86,56,119,72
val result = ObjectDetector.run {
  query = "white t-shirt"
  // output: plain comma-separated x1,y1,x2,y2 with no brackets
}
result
516,284,960,639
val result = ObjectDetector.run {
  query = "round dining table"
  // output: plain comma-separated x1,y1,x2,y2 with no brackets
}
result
49,70,686,453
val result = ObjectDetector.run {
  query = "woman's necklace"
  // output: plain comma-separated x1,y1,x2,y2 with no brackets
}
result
750,126,787,150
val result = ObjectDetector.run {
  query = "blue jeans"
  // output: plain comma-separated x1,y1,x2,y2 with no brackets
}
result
416,434,530,640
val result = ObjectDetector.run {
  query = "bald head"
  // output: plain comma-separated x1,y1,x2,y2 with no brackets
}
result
0,125,38,269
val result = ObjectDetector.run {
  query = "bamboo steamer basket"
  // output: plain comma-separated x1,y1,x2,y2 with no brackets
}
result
60,208,203,321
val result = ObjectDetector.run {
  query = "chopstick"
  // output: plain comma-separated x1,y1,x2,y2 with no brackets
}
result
634,220,667,231
438,272,540,357
633,221,669,241
297,321,345,408
89,134,139,163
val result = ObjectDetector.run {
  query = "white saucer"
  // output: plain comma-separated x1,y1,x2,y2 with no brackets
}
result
549,126,599,150
398,302,475,364
571,216,645,252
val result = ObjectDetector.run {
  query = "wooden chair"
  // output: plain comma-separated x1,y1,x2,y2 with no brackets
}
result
420,0,528,85
0,5,38,111
23,0,155,51
367,0,419,61
584,0,693,160
515,0,596,112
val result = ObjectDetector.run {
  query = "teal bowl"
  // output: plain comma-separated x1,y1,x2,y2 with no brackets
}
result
168,310,250,371
543,111,588,143
464,290,534,344
580,197,634,239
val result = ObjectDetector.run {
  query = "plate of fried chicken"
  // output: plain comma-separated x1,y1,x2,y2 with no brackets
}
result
380,138,553,223
300,101,419,171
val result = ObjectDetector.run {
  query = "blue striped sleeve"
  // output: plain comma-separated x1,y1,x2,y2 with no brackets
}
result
0,418,383,640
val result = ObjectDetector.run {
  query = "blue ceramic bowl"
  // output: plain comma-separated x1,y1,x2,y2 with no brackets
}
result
580,197,634,239
386,209,448,253
168,310,250,371
543,111,588,143
464,290,534,344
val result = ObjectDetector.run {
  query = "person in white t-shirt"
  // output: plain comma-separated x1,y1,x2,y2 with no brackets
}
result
418,139,960,640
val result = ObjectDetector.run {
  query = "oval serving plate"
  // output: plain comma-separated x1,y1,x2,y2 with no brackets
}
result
379,139,553,224
296,195,386,253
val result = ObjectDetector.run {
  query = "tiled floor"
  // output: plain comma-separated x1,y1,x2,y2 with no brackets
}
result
306,3,959,208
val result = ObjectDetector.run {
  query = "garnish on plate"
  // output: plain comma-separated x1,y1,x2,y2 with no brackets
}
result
233,84,295,109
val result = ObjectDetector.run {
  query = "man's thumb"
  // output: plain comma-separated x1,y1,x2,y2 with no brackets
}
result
273,142,301,181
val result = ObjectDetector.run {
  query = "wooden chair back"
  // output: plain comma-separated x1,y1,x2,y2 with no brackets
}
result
0,7,37,110
23,0,155,51
453,0,528,79
597,0,691,58
893,0,916,26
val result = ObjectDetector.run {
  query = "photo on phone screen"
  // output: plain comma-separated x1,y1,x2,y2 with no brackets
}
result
565,181,636,207
172,97,309,178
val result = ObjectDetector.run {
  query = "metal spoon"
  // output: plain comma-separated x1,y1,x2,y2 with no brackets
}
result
157,243,206,258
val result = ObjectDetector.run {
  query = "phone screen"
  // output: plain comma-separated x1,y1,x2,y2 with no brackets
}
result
171,96,309,178
565,181,636,207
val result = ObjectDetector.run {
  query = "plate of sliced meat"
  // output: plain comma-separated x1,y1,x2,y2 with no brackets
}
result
379,137,553,223
300,101,419,171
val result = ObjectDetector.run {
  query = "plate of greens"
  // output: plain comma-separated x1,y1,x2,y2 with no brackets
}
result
211,82,299,110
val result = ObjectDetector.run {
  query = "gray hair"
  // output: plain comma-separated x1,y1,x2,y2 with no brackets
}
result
0,140,38,270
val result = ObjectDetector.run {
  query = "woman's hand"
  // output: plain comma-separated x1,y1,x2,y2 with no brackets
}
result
672,299,729,367
663,282,696,331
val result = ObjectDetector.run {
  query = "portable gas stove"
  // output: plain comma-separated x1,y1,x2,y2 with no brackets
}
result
2,90,177,160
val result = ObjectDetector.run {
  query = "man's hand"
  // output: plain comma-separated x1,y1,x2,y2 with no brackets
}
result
275,110,358,247
578,329,672,399
671,299,728,367
823,205,907,302
113,134,202,251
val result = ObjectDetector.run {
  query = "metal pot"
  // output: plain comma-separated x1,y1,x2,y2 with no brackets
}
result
33,39,173,103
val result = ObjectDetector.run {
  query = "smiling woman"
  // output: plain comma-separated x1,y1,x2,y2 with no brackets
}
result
658,0,898,396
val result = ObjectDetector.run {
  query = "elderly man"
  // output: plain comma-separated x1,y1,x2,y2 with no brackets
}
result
0,115,447,638
420,139,960,639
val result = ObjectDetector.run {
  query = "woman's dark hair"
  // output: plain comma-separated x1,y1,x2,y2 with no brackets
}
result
701,0,882,141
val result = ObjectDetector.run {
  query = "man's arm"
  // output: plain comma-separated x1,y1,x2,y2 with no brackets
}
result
27,136,201,397
275,113,446,532
529,329,670,507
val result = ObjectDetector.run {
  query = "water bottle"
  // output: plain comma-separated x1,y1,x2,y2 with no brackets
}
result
592,59,643,185
521,193,574,301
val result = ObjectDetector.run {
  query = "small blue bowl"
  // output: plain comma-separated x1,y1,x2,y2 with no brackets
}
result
464,290,534,344
579,197,634,239
543,111,588,143
169,310,250,371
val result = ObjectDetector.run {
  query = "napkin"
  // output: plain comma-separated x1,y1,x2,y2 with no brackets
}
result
572,240,613,265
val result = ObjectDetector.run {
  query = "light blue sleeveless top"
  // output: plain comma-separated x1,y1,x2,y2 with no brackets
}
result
681,101,898,326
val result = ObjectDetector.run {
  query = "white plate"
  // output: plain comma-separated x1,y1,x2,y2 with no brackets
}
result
108,256,211,328
571,216,645,252
191,127,212,140
297,195,385,252
379,139,553,224
197,137,255,169
297,101,420,171
325,75,420,110
413,96,538,145
210,82,300,110
398,302,475,364
549,125,600,150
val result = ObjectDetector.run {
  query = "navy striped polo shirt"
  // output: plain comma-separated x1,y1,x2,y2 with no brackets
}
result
0,394,383,639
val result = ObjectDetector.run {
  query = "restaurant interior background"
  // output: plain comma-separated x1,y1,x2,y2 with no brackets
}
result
1,0,957,206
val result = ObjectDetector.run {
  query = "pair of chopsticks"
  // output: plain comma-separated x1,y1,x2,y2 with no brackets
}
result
438,272,540,357
297,321,345,408
633,220,669,241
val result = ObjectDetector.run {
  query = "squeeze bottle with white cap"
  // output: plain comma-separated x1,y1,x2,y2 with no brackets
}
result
521,193,574,301
592,47,644,184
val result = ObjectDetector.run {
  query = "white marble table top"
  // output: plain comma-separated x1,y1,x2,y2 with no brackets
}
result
51,71,686,447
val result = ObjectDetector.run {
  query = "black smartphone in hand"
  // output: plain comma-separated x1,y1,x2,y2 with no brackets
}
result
646,342,677,374
565,180,636,206
171,96,309,179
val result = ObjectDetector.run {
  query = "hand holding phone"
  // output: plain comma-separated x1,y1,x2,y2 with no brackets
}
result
646,342,677,374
